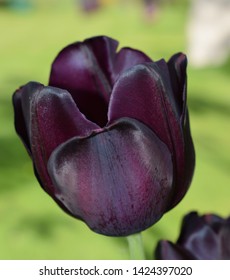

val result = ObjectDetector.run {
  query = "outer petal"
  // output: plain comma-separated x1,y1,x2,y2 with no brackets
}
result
178,212,219,260
47,118,173,236
13,83,43,154
167,54,195,207
203,213,224,234
155,240,195,260
167,53,187,118
15,82,99,195
108,61,194,208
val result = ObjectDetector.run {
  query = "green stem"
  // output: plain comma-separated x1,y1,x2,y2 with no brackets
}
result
127,233,146,260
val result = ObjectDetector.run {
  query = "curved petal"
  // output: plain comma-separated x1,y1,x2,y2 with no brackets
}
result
49,36,152,126
155,240,195,260
178,213,219,260
203,213,224,234
108,62,194,208
108,62,179,144
82,36,119,83
13,83,43,154
48,118,173,236
84,37,152,84
18,82,99,195
177,212,205,244
158,55,195,207
171,110,195,207
112,47,152,83
49,37,112,127
167,53,187,118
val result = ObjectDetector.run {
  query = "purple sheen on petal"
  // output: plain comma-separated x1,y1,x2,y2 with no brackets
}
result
48,36,152,127
83,37,152,84
155,240,195,260
112,47,152,83
170,110,195,208
177,213,219,260
49,39,112,127
108,62,194,209
108,63,179,148
203,213,224,234
183,227,219,260
47,118,173,236
83,36,119,83
177,212,205,245
20,83,98,195
167,53,187,119
13,83,43,154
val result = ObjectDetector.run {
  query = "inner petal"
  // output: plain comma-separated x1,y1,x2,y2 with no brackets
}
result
49,43,112,127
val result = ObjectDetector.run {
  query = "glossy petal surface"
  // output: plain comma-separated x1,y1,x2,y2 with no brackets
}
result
108,61,195,208
48,118,173,236
14,82,98,194
49,36,151,126
13,83,43,154
13,36,195,236
167,53,187,117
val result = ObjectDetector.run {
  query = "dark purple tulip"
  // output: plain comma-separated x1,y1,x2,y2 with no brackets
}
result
155,212,230,260
13,36,195,236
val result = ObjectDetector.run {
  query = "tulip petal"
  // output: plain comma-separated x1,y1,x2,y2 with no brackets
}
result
49,36,152,126
16,82,99,195
85,37,152,84
158,55,195,207
48,118,173,236
155,240,195,260
112,47,152,83
49,37,113,127
108,62,194,208
82,36,119,83
178,212,219,260
203,213,224,234
13,83,43,154
167,53,187,118
108,62,179,145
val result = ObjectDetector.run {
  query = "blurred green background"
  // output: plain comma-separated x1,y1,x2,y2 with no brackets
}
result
0,0,229,259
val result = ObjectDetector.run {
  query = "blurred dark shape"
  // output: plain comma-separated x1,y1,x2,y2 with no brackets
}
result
0,0,33,10
155,212,230,260
187,0,230,67
0,0,10,7
143,0,160,21
78,0,100,13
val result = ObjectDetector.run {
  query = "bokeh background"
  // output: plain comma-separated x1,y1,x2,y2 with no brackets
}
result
0,0,229,259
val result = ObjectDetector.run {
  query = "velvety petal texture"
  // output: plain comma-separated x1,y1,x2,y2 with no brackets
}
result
48,118,173,236
155,212,230,260
49,36,151,127
12,35,195,236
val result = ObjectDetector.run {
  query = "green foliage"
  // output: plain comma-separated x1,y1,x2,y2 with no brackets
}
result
0,1,229,259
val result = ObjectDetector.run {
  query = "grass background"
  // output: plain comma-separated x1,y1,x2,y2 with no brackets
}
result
0,0,229,259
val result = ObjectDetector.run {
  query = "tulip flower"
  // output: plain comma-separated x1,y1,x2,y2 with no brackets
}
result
13,36,195,236
155,212,230,259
